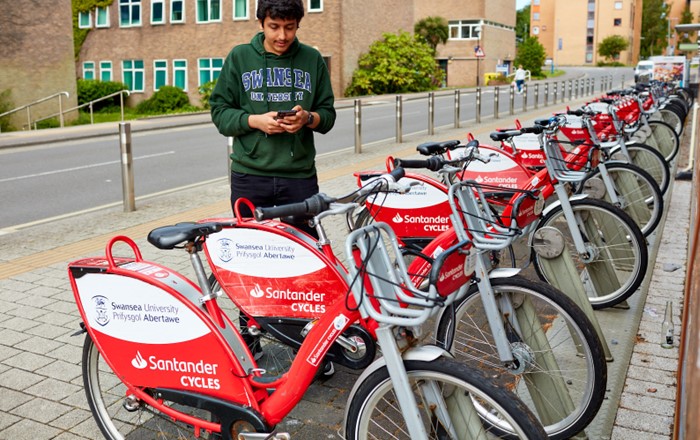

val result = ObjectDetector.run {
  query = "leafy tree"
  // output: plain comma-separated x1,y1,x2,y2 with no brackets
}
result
514,36,546,76
345,31,444,96
598,35,629,61
515,5,531,44
676,6,695,51
414,16,449,52
640,0,669,58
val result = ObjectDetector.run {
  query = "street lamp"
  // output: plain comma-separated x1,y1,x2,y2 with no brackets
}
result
475,24,482,87
667,16,679,56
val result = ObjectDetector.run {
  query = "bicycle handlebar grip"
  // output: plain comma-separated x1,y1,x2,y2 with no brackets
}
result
520,125,544,134
254,194,328,221
389,166,406,181
567,109,584,117
393,157,443,172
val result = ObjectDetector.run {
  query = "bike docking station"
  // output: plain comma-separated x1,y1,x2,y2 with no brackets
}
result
532,226,613,362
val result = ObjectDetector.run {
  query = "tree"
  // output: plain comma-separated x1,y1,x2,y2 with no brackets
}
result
598,35,629,62
414,16,449,52
514,36,546,76
676,6,695,52
515,5,531,44
640,0,669,58
345,31,445,96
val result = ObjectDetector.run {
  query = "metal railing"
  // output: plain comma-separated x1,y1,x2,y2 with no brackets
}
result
32,90,130,129
0,91,69,133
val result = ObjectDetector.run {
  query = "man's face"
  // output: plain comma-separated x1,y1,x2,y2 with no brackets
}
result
261,16,299,55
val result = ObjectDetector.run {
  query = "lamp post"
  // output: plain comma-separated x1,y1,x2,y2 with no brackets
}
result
475,24,482,87
667,16,679,56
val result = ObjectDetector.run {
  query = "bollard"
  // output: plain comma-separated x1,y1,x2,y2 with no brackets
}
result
453,90,461,129
522,84,528,112
494,87,500,119
396,95,403,143
544,83,549,106
227,136,233,185
532,227,613,361
58,93,65,128
509,85,515,115
534,83,539,109
561,80,566,103
119,122,136,212
621,74,625,88
354,99,362,154
568,80,572,101
475,87,482,124
428,92,435,136
553,82,558,104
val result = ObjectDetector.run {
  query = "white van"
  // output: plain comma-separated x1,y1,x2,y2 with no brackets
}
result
634,60,654,83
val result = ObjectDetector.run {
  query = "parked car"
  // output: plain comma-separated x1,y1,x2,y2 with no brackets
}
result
635,60,654,83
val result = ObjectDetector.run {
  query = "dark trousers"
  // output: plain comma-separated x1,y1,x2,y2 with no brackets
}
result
230,172,320,346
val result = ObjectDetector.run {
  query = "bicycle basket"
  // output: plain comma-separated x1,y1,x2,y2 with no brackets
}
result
542,134,594,183
344,223,461,327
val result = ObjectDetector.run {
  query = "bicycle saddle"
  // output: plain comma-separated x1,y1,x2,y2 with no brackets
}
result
490,130,521,141
148,222,223,249
416,139,461,156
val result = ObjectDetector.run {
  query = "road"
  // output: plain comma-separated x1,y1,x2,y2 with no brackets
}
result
0,66,632,231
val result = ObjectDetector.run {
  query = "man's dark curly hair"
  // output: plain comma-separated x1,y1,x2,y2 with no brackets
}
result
256,0,305,23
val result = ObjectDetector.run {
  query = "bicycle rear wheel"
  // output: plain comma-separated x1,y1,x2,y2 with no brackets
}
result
579,162,664,236
533,198,648,309
345,358,547,440
644,120,680,162
434,276,606,440
609,142,670,195
82,334,223,439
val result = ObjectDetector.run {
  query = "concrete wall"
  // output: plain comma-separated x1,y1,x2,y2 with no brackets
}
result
0,0,77,129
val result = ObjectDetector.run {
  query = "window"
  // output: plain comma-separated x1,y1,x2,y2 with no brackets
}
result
615,1,623,10
120,0,141,27
533,0,540,4
197,0,221,22
154,60,168,90
586,52,593,63
83,62,96,80
614,18,622,26
533,12,539,20
78,11,91,28
309,0,322,12
533,26,540,35
198,58,224,85
171,0,185,22
448,20,482,40
123,60,145,91
96,6,110,27
234,0,248,19
100,61,113,81
152,0,165,24
174,59,188,90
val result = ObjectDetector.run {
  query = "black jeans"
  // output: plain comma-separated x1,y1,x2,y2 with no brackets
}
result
230,171,319,237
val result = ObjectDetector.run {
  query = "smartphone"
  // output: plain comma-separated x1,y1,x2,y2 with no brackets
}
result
276,110,297,119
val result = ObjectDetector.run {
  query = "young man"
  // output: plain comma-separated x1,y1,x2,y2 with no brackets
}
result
209,0,337,376
210,0,336,237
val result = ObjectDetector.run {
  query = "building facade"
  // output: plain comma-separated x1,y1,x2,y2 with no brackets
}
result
76,0,516,105
0,0,78,129
530,0,643,66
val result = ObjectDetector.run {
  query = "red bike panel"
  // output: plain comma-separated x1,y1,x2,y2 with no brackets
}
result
458,145,533,189
69,259,254,404
204,220,349,319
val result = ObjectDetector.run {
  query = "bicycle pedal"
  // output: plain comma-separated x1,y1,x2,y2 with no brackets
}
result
237,432,290,440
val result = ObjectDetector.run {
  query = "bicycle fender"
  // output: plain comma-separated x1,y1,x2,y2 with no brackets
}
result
488,268,521,278
528,194,589,248
342,345,452,426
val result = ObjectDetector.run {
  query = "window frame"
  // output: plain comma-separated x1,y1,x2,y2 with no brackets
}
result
448,20,482,40
83,61,96,80
100,61,113,82
308,0,322,13
151,0,166,24
614,1,623,10
78,11,92,29
196,0,222,23
198,57,224,86
173,59,188,91
233,0,249,20
154,60,168,91
122,59,145,92
614,18,622,26
171,0,185,22
119,0,142,27
95,6,110,27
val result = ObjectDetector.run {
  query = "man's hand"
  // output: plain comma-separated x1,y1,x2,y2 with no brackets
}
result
248,105,310,135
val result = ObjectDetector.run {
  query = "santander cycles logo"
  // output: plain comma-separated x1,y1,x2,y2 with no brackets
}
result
249,284,264,298
392,213,404,223
131,351,148,369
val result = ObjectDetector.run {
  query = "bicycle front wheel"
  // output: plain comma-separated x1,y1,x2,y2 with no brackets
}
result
644,119,680,162
579,162,664,237
533,198,648,309
434,276,606,440
609,142,670,195
345,358,547,440
82,334,223,439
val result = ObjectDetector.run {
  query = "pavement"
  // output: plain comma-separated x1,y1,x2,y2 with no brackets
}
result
0,84,691,439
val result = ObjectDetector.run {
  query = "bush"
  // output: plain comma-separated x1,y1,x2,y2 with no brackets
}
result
199,80,217,110
136,86,190,114
0,89,15,132
77,79,129,111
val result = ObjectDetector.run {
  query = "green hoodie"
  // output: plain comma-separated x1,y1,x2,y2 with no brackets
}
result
210,32,336,178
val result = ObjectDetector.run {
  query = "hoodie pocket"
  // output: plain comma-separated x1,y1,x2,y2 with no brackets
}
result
239,132,263,158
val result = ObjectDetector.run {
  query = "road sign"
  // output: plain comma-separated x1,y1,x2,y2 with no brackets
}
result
474,46,485,58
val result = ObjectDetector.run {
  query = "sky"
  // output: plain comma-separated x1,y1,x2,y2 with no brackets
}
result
516,0,529,10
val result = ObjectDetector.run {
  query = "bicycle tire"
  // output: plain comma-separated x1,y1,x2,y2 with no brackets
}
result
82,334,223,439
434,276,607,439
608,142,670,195
578,162,664,237
644,119,680,162
532,198,648,309
344,358,548,440
658,107,684,136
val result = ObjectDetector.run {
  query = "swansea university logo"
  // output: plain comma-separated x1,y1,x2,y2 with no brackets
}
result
217,238,233,262
92,295,110,326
